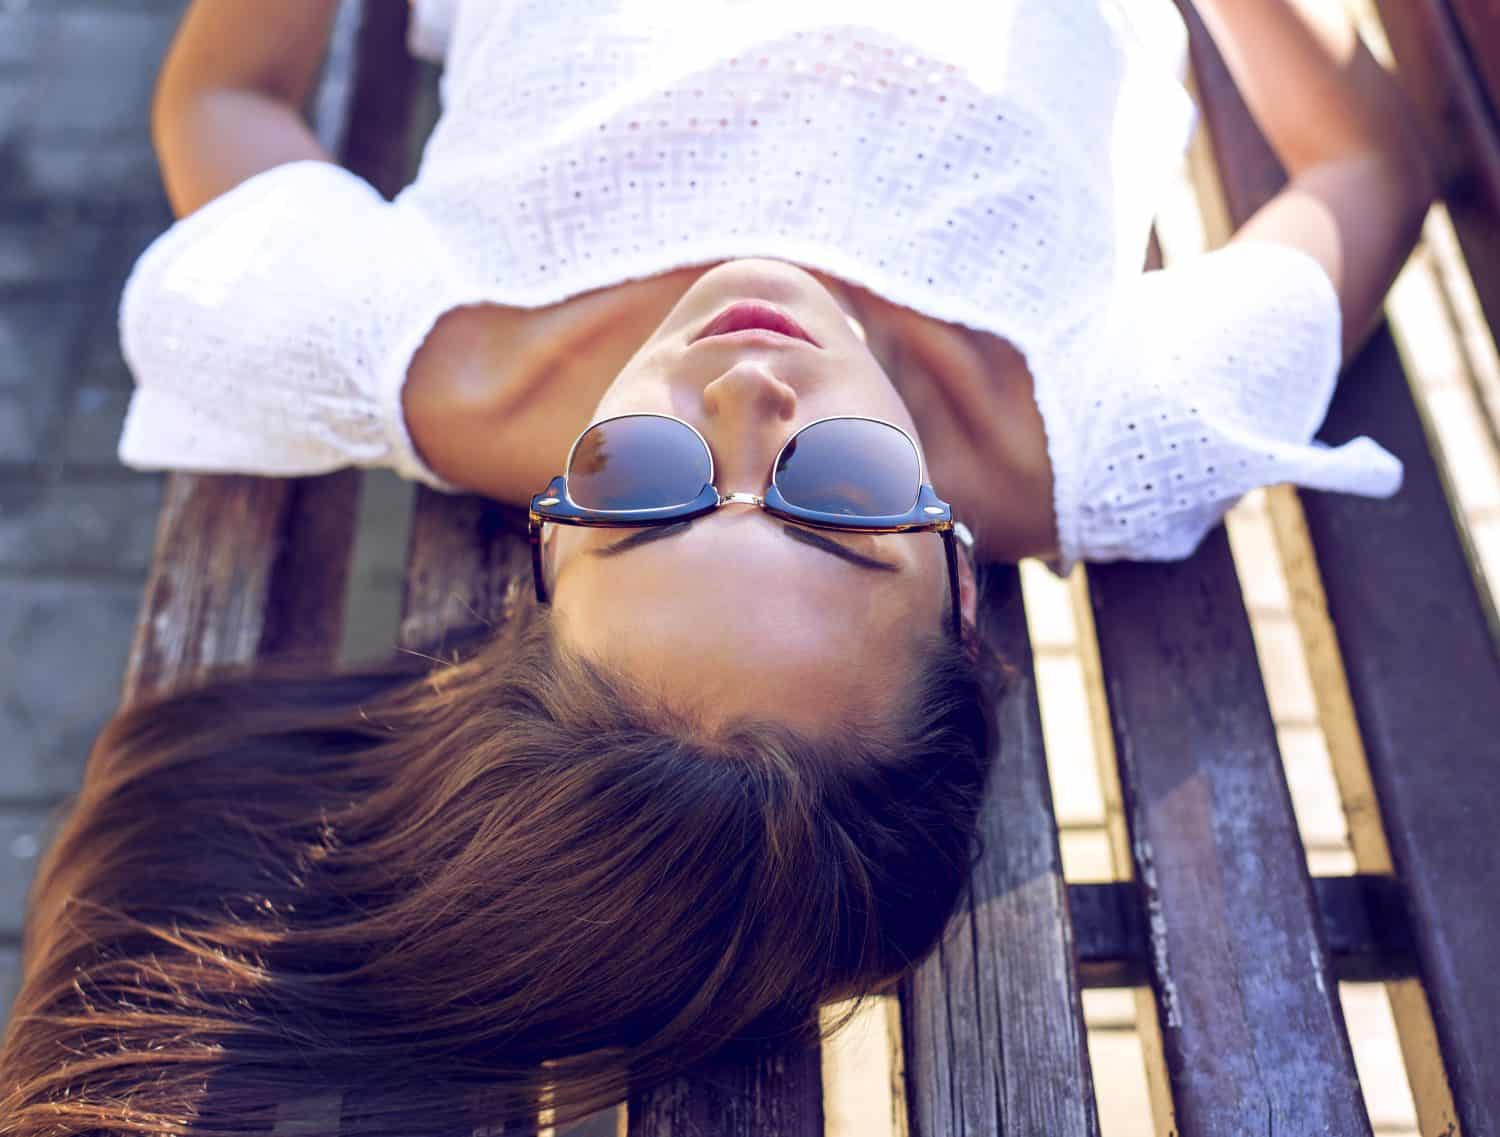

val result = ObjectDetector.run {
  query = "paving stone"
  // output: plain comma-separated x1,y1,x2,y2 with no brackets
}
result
77,218,175,389
0,475,162,574
0,807,63,938
0,8,59,70
10,134,169,208
62,381,132,466
0,297,89,385
0,213,112,289
0,382,53,462
0,298,90,460
0,943,19,1034
30,9,180,137
0,70,41,147
0,578,142,800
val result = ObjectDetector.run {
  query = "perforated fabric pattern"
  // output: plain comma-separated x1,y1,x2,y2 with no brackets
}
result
117,161,465,491
117,0,1403,570
1040,240,1403,574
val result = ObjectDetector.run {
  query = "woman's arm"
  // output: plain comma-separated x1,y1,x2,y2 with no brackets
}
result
151,0,344,218
1193,0,1440,363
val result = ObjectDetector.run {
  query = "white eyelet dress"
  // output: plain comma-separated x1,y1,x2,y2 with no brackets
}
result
116,0,1402,575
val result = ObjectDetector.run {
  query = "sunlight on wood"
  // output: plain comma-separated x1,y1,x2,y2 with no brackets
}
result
1083,989,1158,1137
820,996,905,1137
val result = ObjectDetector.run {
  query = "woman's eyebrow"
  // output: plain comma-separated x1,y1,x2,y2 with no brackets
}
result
590,520,900,571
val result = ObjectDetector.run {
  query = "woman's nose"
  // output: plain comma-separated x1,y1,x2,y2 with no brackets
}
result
701,360,798,423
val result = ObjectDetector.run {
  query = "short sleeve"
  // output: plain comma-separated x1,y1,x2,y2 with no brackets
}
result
408,0,459,64
1042,240,1404,575
117,160,466,492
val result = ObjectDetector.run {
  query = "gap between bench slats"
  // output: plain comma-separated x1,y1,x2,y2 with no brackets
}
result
1189,1,1500,1131
901,566,1099,1137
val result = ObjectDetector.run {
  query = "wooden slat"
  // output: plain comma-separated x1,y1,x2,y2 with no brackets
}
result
1295,332,1500,1133
1446,0,1500,132
901,566,1098,1137
1372,0,1500,336
123,475,302,702
122,0,409,706
391,498,558,1137
1186,2,1500,1129
399,491,530,650
1087,531,1369,1134
627,1045,823,1137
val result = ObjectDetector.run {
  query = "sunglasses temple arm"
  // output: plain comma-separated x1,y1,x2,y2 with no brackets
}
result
529,516,549,605
943,527,963,638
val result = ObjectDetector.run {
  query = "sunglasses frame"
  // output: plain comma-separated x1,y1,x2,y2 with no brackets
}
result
527,413,969,636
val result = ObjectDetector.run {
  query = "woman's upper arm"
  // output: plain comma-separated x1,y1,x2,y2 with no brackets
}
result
151,1,344,218
1225,153,1432,365
1192,0,1439,364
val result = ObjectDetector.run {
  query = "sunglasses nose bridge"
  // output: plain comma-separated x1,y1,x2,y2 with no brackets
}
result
719,491,765,508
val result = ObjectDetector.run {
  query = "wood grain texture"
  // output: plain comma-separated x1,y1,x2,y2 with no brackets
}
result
1446,0,1500,132
1371,0,1500,335
121,0,422,706
1088,533,1369,1136
1188,1,1500,1128
627,1043,823,1137
122,474,301,703
901,567,1098,1137
1297,323,1500,1135
398,490,532,651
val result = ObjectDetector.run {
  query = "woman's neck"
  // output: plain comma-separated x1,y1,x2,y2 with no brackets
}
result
401,262,1059,562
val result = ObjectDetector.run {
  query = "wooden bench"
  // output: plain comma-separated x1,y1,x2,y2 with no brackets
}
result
119,1,1500,1133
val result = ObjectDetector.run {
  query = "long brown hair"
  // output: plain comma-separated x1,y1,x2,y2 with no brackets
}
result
0,593,1005,1136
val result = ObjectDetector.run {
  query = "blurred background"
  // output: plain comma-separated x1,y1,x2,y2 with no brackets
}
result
1,1,1497,1135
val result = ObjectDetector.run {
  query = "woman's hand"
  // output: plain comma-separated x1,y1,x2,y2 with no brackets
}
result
150,0,343,218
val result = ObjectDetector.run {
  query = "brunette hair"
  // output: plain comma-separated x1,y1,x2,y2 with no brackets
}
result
0,594,1004,1136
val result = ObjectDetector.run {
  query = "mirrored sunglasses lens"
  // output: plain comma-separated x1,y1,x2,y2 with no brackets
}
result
568,416,711,511
774,418,920,516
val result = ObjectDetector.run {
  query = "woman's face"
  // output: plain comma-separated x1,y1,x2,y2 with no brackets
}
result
544,258,976,734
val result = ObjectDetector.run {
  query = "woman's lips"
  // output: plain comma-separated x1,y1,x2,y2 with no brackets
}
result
693,301,820,347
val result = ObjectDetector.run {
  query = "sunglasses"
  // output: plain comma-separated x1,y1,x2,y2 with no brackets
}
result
527,413,972,635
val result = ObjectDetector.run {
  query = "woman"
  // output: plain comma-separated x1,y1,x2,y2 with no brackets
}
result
0,1,1434,1134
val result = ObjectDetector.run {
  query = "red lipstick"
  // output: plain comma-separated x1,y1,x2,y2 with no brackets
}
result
693,301,820,347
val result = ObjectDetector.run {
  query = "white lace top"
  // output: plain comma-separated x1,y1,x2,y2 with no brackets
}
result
116,0,1402,575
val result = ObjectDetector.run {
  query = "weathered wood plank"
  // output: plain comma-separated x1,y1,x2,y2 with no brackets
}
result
1446,0,1500,134
1187,1,1500,1129
390,501,551,1135
1087,533,1370,1135
121,0,410,706
626,1044,823,1137
1372,0,1500,335
122,475,301,702
1295,329,1500,1135
901,566,1098,1137
398,490,531,651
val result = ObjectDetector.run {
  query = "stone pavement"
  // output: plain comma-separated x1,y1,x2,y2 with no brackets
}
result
0,0,190,1024
0,0,420,1037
